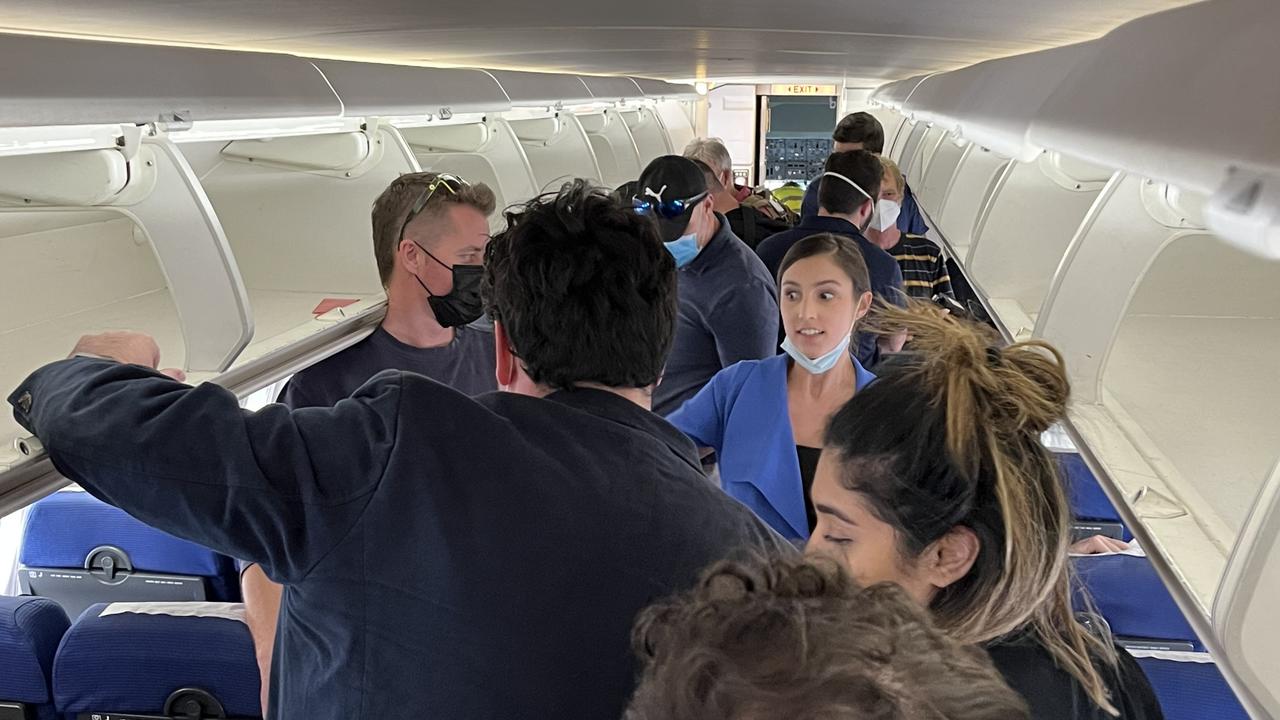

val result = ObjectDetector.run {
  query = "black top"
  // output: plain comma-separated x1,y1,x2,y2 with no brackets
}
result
987,634,1164,719
795,445,822,531
278,324,496,407
13,360,789,720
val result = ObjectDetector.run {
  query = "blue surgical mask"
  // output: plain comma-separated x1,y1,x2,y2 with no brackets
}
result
781,332,853,374
665,233,700,268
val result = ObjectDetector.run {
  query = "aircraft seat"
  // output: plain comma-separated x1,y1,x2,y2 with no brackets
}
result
0,595,69,720
55,602,261,719
18,491,240,620
1057,452,1129,541
1075,554,1248,719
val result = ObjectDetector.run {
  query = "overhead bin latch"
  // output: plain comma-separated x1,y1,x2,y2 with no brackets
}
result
1206,167,1280,260
438,107,454,121
158,109,194,133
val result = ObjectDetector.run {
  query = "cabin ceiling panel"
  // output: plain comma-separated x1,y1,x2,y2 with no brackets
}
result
0,0,1202,83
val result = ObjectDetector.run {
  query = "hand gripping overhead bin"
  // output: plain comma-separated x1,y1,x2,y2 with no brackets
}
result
488,70,605,192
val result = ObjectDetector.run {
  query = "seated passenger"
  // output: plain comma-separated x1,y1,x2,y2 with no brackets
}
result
625,555,1029,720
800,111,930,235
636,156,780,417
10,180,787,720
807,305,1164,719
668,234,875,541
756,150,906,365
869,157,955,302
239,171,499,708
682,138,789,250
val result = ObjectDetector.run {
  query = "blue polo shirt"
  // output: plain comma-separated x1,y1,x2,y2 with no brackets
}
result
653,214,779,417
755,215,904,366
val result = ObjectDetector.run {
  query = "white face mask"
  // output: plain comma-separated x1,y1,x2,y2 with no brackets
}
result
822,171,877,230
871,199,901,232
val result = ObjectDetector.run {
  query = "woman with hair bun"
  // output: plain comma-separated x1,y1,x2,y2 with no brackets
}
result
807,304,1163,719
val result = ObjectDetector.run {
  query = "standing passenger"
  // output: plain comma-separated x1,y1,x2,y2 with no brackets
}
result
682,138,789,250
9,181,786,720
239,171,498,709
756,150,905,365
868,158,954,302
800,111,930,235
807,305,1163,719
668,234,875,541
635,156,780,417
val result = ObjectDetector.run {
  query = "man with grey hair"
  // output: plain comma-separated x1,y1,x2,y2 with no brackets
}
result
683,138,789,251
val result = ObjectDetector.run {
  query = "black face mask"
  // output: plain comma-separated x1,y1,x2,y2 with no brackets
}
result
411,242,485,328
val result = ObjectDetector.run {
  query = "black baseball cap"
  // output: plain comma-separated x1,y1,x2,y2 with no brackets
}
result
636,155,709,241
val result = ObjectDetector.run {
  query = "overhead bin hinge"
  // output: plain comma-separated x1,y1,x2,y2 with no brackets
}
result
116,124,144,163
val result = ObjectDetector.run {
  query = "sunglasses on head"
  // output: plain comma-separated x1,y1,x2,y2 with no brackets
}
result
631,189,708,220
399,172,470,240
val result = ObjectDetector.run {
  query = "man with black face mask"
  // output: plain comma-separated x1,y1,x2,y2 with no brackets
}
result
240,171,498,709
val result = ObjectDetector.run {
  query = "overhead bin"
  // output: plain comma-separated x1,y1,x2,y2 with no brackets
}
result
1028,0,1280,260
629,78,698,101
487,70,594,108
618,107,672,166
171,115,415,369
507,113,603,192
1032,172,1280,717
0,127,250,473
917,132,969,214
0,33,339,127
966,151,1115,338
903,41,1095,162
932,144,1013,259
398,118,538,225
310,60,511,118
871,74,927,112
579,75,644,103
575,109,644,189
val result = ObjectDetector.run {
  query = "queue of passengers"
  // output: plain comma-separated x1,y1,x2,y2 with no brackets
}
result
8,110,1160,720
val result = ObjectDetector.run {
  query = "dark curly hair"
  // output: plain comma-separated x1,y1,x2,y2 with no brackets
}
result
626,555,1028,720
482,179,677,390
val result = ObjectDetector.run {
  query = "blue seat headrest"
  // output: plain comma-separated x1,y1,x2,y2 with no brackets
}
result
0,595,70,706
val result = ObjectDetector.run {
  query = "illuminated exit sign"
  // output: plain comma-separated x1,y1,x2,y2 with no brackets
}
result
770,84,837,96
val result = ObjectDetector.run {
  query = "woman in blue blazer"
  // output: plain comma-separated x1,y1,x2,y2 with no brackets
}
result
668,233,876,541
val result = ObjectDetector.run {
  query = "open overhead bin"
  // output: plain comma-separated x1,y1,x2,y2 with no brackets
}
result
930,144,1012,259
489,71,604,191
579,76,644,104
965,151,1116,338
628,78,698,155
1029,0,1280,261
171,115,416,371
629,78,698,101
618,106,673,166
313,59,535,222
575,108,644,189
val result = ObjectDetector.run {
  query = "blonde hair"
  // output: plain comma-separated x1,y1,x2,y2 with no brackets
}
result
825,301,1118,714
879,156,905,195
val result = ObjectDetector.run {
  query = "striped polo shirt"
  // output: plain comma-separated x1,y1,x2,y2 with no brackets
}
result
890,234,954,300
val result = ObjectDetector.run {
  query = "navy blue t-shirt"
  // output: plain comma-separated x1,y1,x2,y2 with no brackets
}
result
755,215,904,366
801,175,930,235
278,324,496,408
654,214,779,417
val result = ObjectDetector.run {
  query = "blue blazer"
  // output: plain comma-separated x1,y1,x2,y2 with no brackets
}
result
667,353,875,540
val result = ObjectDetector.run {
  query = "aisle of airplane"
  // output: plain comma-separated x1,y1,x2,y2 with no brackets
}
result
0,0,1277,717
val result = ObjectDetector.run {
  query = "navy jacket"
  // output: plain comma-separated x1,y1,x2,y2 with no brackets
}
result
755,215,904,365
653,214,780,417
10,358,785,720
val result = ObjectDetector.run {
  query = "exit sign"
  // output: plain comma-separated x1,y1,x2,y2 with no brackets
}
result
771,84,837,96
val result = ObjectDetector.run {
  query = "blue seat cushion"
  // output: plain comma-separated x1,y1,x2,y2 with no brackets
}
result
54,603,261,718
0,595,70,708
1059,452,1122,523
19,491,239,600
1136,656,1249,720
1074,554,1199,646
